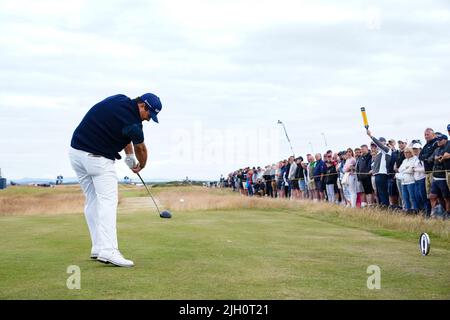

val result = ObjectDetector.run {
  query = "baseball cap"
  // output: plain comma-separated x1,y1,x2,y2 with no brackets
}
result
412,143,422,149
397,140,406,144
379,137,387,143
436,134,448,141
141,93,162,123
447,124,450,131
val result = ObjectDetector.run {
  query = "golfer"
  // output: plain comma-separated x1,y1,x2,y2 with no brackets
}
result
69,93,162,267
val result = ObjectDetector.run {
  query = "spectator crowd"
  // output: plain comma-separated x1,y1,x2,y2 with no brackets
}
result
222,124,450,219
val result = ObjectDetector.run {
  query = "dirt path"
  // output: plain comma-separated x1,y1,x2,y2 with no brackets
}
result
118,197,161,213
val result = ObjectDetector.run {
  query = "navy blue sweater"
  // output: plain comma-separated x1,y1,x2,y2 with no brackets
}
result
71,95,144,160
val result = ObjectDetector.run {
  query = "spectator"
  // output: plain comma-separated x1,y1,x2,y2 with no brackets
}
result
280,160,288,198
343,148,357,208
338,151,350,206
277,161,285,198
321,153,329,199
232,173,237,191
296,157,307,199
398,147,418,213
270,164,277,198
447,124,450,190
238,169,245,196
246,168,254,197
394,140,407,208
366,130,392,207
429,135,450,219
412,143,428,214
354,148,365,206
288,156,298,199
284,157,294,198
224,123,450,217
313,153,326,201
333,152,343,204
419,128,438,195
370,144,378,203
276,164,281,197
324,157,338,203
387,140,400,209
253,179,265,197
356,144,374,206
419,128,439,216
370,141,378,198
252,167,258,194
257,167,264,181
306,154,316,200
263,165,273,198
324,152,337,201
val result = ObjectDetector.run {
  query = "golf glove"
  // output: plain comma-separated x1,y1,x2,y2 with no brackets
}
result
125,154,138,169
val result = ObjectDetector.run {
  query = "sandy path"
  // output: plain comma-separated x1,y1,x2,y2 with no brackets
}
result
118,197,161,213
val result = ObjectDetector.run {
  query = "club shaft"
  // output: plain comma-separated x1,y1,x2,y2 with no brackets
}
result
136,173,161,214
279,121,295,157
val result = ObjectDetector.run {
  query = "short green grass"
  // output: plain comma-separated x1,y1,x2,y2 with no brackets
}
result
1,207,449,299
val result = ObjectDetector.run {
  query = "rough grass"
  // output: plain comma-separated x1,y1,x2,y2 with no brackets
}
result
1,185,448,245
0,208,449,300
0,186,84,216
156,187,449,247
0,185,449,300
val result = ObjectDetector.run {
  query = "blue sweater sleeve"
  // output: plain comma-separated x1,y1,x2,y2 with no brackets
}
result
122,124,144,145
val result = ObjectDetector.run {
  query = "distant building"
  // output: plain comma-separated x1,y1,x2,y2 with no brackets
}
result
56,175,64,185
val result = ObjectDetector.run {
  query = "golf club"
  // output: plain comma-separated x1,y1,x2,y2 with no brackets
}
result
136,173,172,219
277,120,296,158
321,132,328,147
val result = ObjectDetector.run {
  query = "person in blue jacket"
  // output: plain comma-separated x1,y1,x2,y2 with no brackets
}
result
313,153,327,201
69,93,162,267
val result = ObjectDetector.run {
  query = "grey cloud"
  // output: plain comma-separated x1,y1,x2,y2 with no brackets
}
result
1,0,449,180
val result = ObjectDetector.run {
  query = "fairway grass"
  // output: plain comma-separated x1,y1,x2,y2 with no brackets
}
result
1,208,449,300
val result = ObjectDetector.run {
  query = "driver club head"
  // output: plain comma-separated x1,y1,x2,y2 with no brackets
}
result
136,173,173,220
160,210,172,219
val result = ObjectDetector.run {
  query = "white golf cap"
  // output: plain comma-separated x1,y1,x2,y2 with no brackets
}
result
412,143,422,149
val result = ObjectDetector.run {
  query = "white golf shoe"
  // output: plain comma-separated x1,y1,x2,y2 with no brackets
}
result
97,250,135,267
90,253,99,260
90,247,100,260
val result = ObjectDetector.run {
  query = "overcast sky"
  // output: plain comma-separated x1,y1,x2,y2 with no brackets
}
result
1,0,449,181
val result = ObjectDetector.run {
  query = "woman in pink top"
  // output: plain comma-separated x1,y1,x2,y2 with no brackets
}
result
344,148,358,208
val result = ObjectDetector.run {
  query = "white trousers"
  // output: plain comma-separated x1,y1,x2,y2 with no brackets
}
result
347,174,358,208
326,184,336,203
69,147,118,253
